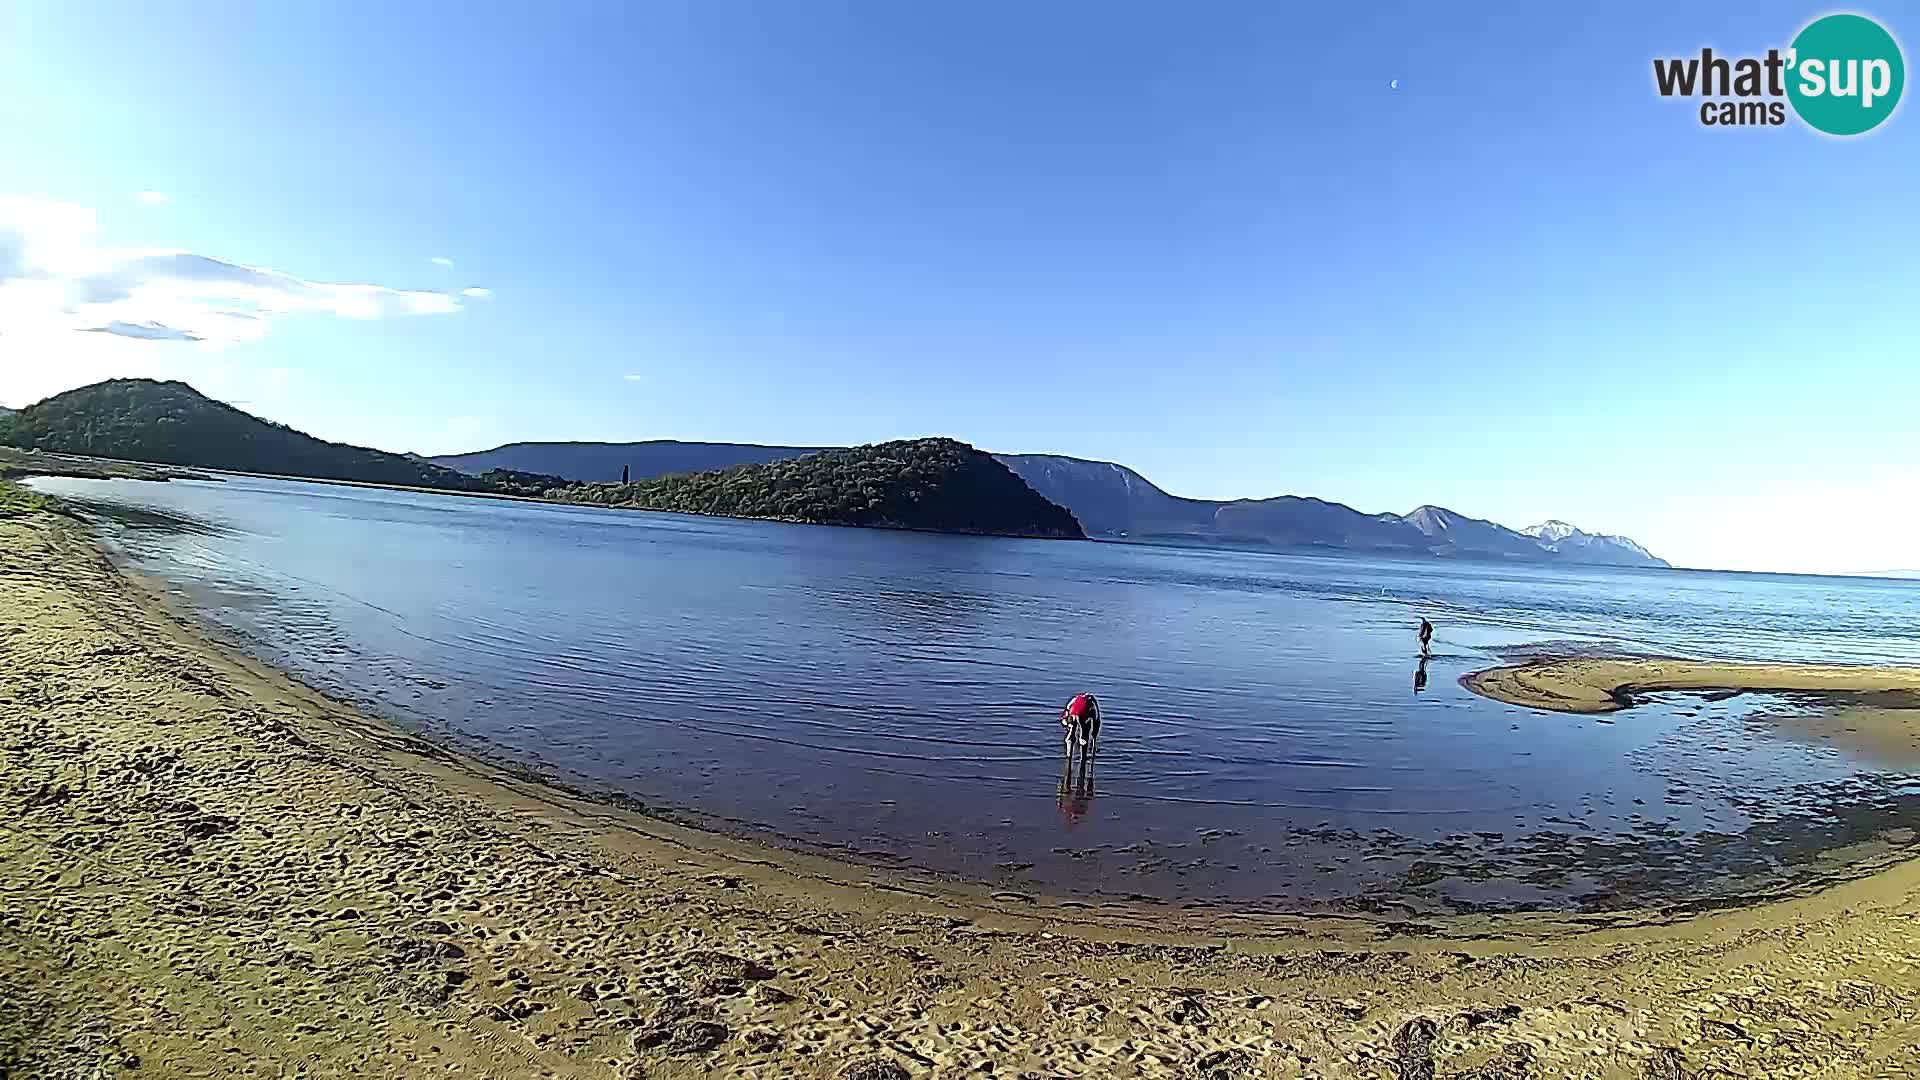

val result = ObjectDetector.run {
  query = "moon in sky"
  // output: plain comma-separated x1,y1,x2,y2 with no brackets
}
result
1389,78,1400,90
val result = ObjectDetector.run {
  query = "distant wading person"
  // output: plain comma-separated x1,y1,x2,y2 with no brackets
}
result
1418,618,1434,657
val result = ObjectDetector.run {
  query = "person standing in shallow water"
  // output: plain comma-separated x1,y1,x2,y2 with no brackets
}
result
1418,618,1434,657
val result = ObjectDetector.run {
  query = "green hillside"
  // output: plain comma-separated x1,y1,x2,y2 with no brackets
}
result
557,438,1085,538
3,383,1082,538
0,379,563,496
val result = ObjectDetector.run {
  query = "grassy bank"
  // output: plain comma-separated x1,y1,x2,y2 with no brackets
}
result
0,480,51,516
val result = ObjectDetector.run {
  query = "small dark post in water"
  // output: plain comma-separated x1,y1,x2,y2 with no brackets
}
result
621,464,630,484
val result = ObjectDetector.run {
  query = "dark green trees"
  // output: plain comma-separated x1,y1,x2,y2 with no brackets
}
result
555,438,1085,538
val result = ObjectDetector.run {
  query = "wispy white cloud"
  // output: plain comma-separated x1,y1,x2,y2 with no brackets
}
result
136,191,169,206
80,320,203,342
461,286,490,298
0,193,489,360
622,373,645,382
431,256,454,268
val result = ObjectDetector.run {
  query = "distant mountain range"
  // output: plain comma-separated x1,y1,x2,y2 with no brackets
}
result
433,442,1668,567
0,383,1666,562
431,440,825,482
996,454,1665,566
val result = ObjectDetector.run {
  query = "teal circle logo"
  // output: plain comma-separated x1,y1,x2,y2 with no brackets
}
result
1787,13,1905,135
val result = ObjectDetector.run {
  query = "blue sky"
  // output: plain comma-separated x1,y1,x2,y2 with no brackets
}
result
2,3,1916,574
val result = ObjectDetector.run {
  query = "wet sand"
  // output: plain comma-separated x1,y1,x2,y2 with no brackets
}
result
7,506,1920,1077
1464,656,1920,715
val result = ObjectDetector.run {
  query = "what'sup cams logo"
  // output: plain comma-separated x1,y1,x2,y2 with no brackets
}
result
1654,12,1905,134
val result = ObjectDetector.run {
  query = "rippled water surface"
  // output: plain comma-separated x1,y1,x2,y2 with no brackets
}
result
33,475,1920,913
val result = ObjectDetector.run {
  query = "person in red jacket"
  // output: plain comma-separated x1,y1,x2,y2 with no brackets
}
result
1060,692,1101,754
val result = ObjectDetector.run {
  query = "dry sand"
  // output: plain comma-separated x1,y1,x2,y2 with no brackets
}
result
6,506,1920,1078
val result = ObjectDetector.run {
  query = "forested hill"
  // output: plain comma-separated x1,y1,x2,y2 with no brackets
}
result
555,438,1086,538
0,379,565,497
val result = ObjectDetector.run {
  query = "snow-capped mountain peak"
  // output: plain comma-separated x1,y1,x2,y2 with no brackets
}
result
1526,520,1580,543
1521,520,1662,566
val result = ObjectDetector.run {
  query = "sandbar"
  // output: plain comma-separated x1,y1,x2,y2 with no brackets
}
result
1463,656,1920,715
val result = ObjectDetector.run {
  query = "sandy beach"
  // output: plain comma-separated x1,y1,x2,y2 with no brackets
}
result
7,505,1920,1078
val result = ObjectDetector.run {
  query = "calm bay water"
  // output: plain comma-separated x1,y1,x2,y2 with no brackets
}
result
32,474,1920,914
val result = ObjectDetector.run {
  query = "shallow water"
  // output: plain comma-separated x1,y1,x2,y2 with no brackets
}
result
31,474,1920,914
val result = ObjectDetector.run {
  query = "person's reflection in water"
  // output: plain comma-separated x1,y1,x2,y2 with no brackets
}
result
1056,748,1096,828
1413,656,1429,694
